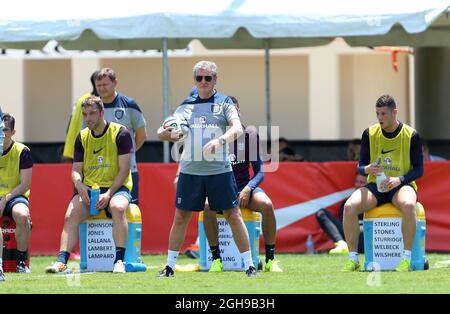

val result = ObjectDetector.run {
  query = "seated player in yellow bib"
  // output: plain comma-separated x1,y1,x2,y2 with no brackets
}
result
0,113,33,280
342,95,423,272
45,96,133,274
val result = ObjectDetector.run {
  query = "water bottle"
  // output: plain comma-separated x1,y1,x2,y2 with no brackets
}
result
89,184,100,216
306,234,315,255
375,157,388,193
125,262,147,272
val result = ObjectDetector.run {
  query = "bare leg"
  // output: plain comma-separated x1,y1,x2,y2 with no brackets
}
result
168,209,193,251
343,187,377,252
59,196,88,252
222,207,250,253
109,195,129,248
12,204,31,252
247,192,276,245
203,202,219,246
392,185,417,251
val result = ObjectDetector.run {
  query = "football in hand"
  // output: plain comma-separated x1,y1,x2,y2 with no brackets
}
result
162,115,189,142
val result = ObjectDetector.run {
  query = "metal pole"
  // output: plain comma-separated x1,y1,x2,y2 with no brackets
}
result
264,39,272,143
162,38,170,162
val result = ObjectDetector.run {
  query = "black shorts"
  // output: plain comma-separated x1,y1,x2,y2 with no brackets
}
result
365,182,417,206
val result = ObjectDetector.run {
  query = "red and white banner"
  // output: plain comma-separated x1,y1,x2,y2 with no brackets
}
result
26,162,450,255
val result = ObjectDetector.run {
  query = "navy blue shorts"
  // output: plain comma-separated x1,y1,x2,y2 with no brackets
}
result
2,196,29,217
176,172,239,212
365,182,416,207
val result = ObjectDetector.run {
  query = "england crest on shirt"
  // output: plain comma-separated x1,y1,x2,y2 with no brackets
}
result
210,104,221,114
114,109,124,120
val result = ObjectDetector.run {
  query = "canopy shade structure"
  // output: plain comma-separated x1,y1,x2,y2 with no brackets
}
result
1,0,450,50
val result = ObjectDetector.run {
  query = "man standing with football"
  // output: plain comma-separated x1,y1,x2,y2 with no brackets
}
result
202,96,282,273
157,60,257,277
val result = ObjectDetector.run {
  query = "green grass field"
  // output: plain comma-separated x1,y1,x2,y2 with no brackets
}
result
2,253,450,294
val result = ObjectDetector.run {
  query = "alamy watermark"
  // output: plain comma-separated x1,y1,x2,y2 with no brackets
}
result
366,262,382,287
365,16,382,27
65,262,81,287
170,125,280,172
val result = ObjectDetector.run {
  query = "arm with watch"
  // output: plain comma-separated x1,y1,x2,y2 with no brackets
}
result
202,118,243,155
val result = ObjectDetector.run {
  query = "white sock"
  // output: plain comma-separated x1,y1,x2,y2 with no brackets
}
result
337,240,348,247
167,250,179,270
195,236,200,246
241,250,254,269
349,252,359,262
402,250,412,261
0,258,2,267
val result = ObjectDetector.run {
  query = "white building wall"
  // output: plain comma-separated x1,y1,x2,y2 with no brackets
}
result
0,40,410,142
